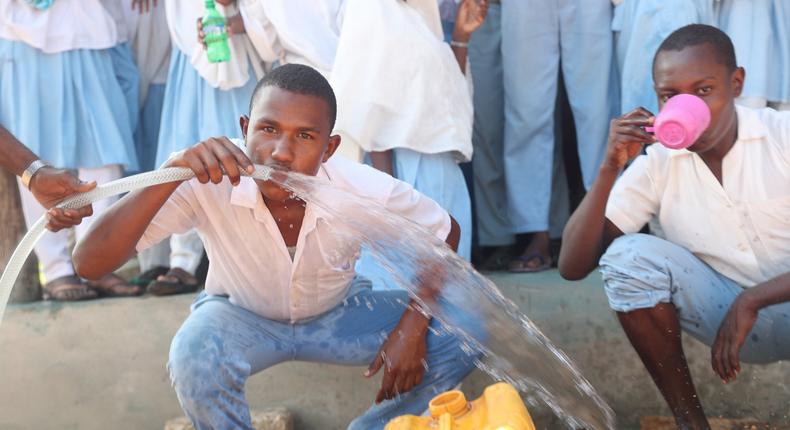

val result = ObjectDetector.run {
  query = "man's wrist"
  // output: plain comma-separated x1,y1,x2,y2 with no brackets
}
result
21,159,51,189
451,29,471,44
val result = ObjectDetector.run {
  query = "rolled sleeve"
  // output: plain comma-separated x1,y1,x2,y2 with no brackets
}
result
385,179,452,243
135,182,199,252
605,155,659,234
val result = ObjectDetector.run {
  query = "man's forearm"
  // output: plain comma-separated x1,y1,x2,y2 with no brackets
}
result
0,126,39,176
743,272,790,310
558,166,621,279
73,182,182,279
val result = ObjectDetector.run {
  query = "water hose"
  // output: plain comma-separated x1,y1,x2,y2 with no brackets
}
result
0,166,272,324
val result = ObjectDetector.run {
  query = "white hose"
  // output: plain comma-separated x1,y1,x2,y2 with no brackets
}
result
0,166,272,324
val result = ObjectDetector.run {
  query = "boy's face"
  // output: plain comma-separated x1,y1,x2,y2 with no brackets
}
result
653,43,744,154
241,87,341,202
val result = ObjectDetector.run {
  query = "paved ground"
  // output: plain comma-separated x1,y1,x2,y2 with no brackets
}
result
0,270,788,429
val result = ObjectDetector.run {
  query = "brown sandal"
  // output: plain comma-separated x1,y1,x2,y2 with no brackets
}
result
147,268,200,296
43,275,98,301
86,274,144,297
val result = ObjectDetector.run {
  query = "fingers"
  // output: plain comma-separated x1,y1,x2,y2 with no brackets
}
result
183,138,252,184
365,353,383,378
197,18,206,47
195,144,225,184
218,136,255,176
73,180,98,193
46,207,91,231
622,106,656,121
376,369,395,404
183,151,211,184
213,144,242,185
712,323,738,383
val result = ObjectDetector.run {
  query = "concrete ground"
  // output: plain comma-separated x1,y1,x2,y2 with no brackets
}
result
0,270,788,430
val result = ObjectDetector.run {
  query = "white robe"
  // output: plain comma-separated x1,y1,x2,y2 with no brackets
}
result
330,0,473,162
165,0,264,90
0,0,117,53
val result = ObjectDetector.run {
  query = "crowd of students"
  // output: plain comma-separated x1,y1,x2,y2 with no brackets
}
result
1,1,789,429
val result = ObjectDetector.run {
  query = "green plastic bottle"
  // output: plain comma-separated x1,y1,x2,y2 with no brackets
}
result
202,0,231,63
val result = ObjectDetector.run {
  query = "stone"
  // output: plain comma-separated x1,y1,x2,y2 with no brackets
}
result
164,408,293,430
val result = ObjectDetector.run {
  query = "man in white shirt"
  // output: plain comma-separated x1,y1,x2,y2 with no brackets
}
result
558,25,790,429
72,64,478,430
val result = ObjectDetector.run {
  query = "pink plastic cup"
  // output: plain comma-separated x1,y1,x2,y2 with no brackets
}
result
645,94,711,150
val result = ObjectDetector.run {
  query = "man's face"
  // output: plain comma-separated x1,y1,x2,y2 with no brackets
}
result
653,43,744,154
241,87,340,202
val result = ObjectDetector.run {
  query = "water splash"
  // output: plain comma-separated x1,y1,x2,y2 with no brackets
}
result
266,168,616,429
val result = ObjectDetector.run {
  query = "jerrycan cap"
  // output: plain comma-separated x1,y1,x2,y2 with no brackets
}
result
429,390,468,418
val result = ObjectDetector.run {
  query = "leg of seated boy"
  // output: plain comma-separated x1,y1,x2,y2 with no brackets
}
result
599,233,790,428
167,278,478,430
168,293,294,430
295,279,479,430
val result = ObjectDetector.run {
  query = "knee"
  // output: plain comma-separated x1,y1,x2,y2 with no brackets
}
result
168,329,246,400
599,233,684,278
599,234,676,312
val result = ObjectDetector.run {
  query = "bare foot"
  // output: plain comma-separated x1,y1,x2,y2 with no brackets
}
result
508,232,552,273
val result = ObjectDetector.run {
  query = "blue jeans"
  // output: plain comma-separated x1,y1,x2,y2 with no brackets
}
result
600,234,790,363
167,277,479,430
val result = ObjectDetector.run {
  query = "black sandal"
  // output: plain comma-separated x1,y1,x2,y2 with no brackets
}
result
147,268,200,296
129,266,170,287
86,274,145,297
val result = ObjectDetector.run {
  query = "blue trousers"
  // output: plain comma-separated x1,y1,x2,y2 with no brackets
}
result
470,0,615,241
168,278,479,430
600,234,790,363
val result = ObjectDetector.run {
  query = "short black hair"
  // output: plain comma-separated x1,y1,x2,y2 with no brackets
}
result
249,63,337,130
653,24,738,73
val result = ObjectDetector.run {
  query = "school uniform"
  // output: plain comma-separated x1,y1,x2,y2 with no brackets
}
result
613,0,716,114
155,0,264,275
138,147,478,430
0,0,138,282
470,0,616,247
124,0,172,271
719,0,790,107
600,106,790,362
331,0,473,271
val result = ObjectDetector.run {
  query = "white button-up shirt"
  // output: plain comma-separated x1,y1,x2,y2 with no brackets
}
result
606,105,790,287
137,155,451,322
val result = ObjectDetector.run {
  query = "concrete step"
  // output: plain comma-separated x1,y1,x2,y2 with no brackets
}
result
1,270,789,429
165,408,293,430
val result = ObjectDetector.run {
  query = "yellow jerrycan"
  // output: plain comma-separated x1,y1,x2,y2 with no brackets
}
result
385,382,536,430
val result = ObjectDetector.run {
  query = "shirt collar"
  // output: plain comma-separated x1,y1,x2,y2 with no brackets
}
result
667,105,768,158
229,163,333,214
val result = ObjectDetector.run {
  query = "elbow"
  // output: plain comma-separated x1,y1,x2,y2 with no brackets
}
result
558,264,588,281
72,245,106,281
557,251,590,281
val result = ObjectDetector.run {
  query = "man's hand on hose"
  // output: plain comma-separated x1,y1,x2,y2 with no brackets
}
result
29,166,97,232
163,137,255,186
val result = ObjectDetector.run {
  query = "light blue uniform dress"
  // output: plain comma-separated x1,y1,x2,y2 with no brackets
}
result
469,0,617,247
718,0,788,105
773,0,790,105
154,48,257,167
613,0,715,115
0,40,138,170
